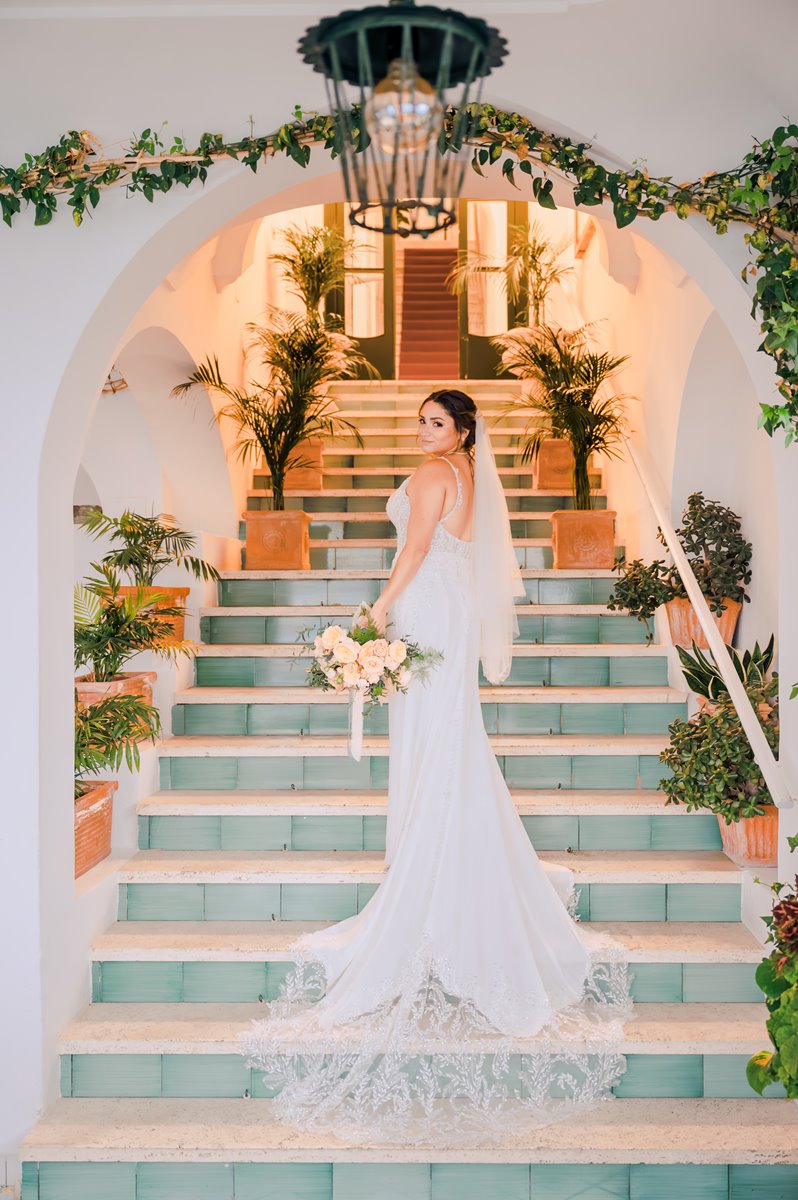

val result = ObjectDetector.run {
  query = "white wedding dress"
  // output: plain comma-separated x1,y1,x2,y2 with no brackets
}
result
241,456,632,1144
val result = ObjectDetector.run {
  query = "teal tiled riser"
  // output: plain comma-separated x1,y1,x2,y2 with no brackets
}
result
217,576,617,606
117,882,740,923
239,543,627,570
194,656,669,688
92,959,758,1004
139,810,719,852
159,753,669,791
21,1161,798,1200
172,700,685,737
200,613,649,645
58,1052,782,1100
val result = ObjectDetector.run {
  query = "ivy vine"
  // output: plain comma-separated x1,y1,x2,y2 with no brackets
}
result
2,106,797,440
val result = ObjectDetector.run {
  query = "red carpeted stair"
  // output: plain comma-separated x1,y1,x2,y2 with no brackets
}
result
398,247,460,379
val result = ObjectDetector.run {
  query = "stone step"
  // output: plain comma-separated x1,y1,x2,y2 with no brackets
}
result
90,922,759,1003
116,852,742,926
56,1004,777,1102
175,685,685,705
19,1100,798,1179
139,789,718,854
158,731,668,755
199,604,624,618
243,539,615,572
256,488,605,501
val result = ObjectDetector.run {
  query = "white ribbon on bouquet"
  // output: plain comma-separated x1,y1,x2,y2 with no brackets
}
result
348,689,365,761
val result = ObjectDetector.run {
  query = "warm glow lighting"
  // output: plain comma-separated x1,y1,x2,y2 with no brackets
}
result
364,58,443,156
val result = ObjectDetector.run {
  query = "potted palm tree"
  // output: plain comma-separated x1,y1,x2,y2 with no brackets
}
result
173,312,368,569
77,510,219,643
493,323,630,568
74,563,195,707
606,493,752,647
74,690,160,877
269,224,353,488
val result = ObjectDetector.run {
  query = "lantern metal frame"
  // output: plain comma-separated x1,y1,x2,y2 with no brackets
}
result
299,0,508,237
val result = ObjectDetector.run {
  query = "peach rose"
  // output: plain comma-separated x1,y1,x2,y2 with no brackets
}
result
360,654,385,684
331,636,359,664
342,662,362,688
321,624,345,651
386,639,407,666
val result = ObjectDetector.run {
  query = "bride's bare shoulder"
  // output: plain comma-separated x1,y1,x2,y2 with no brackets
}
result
405,458,451,497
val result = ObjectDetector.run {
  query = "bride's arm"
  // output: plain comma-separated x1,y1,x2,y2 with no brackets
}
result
370,460,450,633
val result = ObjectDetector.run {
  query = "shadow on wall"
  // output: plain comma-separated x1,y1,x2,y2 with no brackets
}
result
672,311,778,648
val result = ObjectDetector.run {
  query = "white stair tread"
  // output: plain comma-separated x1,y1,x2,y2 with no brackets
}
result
194,642,662,658
60,1003,767,1056
175,685,684,705
256,488,606,498
21,1097,798,1162
92,921,761,963
200,604,622,618
120,850,739,884
159,733,668,756
301,537,551,547
221,568,617,578
138,788,685,816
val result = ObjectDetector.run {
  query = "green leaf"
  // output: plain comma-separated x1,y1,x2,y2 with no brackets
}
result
746,1050,774,1094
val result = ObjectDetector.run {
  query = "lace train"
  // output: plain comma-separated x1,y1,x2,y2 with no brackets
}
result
240,935,632,1145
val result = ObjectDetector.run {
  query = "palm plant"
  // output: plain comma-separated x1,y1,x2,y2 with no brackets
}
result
74,564,194,682
493,323,631,511
269,224,351,318
75,691,161,798
77,510,219,587
446,222,574,325
173,312,370,510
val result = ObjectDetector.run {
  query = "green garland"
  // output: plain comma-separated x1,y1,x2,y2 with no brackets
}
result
2,106,798,440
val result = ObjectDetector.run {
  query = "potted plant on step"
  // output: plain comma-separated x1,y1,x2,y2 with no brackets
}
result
676,635,775,712
493,323,630,568
74,690,160,878
659,674,779,866
747,855,798,1100
607,492,751,647
173,311,368,570
76,509,219,643
74,564,195,706
269,224,354,488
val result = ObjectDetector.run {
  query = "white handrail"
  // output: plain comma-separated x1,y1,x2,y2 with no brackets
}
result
623,434,793,810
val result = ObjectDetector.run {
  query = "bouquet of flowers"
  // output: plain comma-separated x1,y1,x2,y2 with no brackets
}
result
306,602,443,759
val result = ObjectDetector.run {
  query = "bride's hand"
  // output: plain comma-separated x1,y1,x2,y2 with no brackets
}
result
370,600,388,635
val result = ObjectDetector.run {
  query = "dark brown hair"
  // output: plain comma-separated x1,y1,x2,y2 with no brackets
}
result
419,389,477,452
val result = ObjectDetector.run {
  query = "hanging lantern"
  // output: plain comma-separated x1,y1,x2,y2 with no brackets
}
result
299,0,507,238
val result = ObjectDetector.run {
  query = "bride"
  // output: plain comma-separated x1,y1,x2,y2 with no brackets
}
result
241,389,632,1143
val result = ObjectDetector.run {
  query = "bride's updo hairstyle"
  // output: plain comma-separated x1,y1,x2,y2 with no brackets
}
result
420,389,478,456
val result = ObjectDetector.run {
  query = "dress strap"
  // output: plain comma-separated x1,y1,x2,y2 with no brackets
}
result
439,456,463,523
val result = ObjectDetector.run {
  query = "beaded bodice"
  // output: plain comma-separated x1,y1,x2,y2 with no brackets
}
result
386,457,473,561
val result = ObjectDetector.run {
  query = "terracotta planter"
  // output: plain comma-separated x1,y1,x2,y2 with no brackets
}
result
244,510,312,570
550,509,617,569
75,671,157,708
74,779,117,878
665,597,742,649
117,585,190,643
284,439,324,490
717,806,778,867
532,439,575,490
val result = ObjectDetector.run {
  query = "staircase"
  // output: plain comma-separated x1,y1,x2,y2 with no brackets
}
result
21,379,798,1199
398,248,459,379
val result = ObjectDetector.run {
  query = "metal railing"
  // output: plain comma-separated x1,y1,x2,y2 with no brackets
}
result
623,434,793,810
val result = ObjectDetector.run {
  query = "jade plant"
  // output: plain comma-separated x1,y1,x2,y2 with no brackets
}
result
658,678,779,823
77,510,219,587
75,691,161,798
607,493,752,632
493,323,631,510
748,853,798,1099
74,564,194,682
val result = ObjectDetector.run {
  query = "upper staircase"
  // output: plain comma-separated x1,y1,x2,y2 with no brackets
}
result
21,380,798,1200
398,249,460,379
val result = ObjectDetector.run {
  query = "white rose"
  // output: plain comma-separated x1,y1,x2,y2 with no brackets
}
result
342,662,362,688
370,638,389,658
386,639,407,666
397,666,413,688
332,636,358,664
321,624,345,651
324,667,338,682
